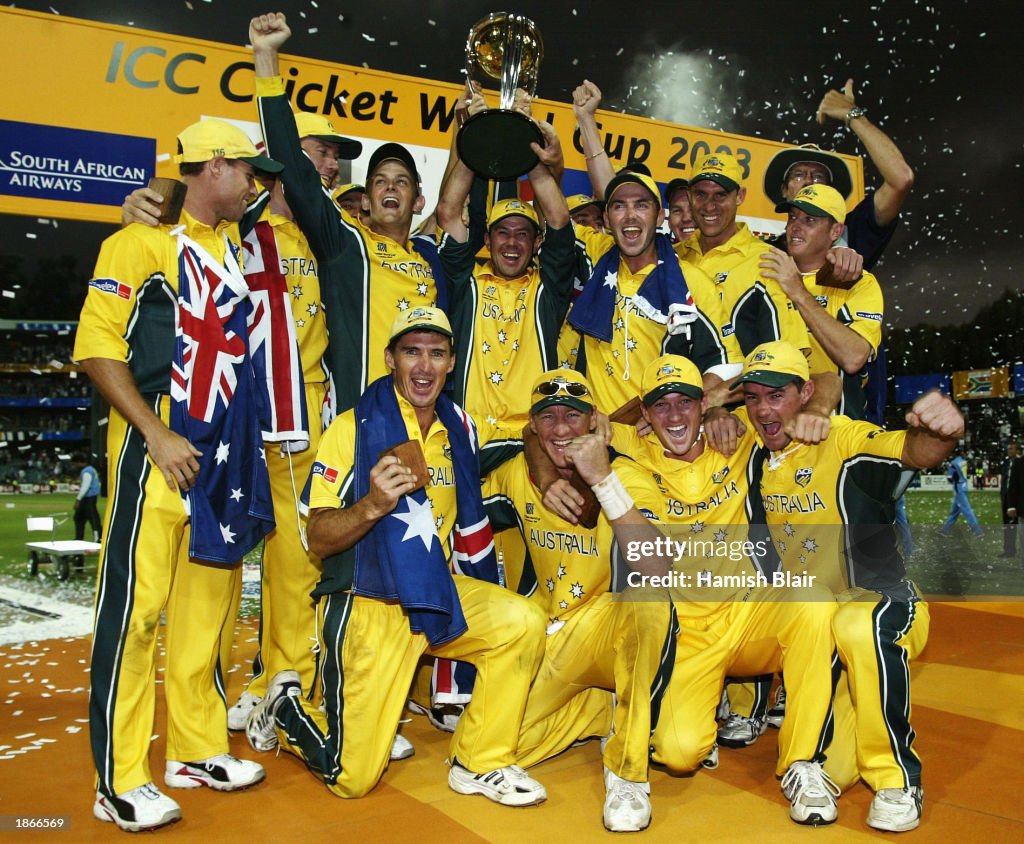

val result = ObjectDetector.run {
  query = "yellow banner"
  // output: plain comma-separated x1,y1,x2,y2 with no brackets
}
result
1,8,863,225
952,367,1010,400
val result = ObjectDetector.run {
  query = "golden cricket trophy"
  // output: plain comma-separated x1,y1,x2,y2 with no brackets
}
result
457,12,545,180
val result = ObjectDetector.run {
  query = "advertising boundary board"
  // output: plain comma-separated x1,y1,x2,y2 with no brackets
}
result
0,7,863,229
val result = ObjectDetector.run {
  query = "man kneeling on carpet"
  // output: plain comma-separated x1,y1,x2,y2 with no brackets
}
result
246,307,550,805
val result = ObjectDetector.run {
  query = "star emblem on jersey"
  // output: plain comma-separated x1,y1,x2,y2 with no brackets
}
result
307,303,319,317
417,282,428,296
713,528,727,543
296,318,306,328
215,441,230,465
784,521,796,537
779,540,787,553
603,270,618,290
219,523,236,544
802,538,818,553
512,340,519,352
397,298,410,311
489,371,504,384
546,578,555,592
570,582,585,600
391,497,437,551
605,364,615,376
559,600,568,609
614,318,625,331
625,337,638,351
230,488,244,502
482,341,491,354
690,521,705,533
291,284,303,299
557,563,567,579
497,329,508,344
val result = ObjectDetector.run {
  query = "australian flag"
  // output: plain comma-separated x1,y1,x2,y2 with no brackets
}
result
170,232,274,564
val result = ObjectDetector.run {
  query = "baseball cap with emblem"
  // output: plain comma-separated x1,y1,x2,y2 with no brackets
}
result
487,198,540,230
567,194,604,214
367,142,421,186
690,152,744,192
604,170,662,205
388,306,453,343
175,118,283,173
730,341,810,389
641,355,704,406
530,370,596,416
774,184,847,223
294,112,362,159
763,143,853,205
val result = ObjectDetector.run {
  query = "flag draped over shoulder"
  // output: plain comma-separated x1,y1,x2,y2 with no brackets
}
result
569,233,697,341
352,376,497,646
170,232,275,564
243,221,309,448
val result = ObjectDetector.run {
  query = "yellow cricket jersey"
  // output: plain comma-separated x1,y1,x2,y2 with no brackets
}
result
756,415,906,595
265,211,328,385
802,269,884,377
677,224,810,357
612,418,766,608
307,387,458,595
574,228,740,414
73,210,241,393
483,452,663,622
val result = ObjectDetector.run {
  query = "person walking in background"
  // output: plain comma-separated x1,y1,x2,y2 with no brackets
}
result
999,443,1021,557
71,452,101,542
940,452,983,538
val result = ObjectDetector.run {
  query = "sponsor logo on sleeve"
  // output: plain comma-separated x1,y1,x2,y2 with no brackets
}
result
88,278,132,300
312,460,339,484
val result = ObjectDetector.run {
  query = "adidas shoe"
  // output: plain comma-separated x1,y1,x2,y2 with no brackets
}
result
781,761,839,825
448,761,547,807
717,714,768,748
867,786,923,832
227,691,262,731
246,669,301,752
93,782,181,832
390,733,415,761
165,754,265,791
603,767,652,832
766,684,787,729
408,700,464,733
700,743,720,770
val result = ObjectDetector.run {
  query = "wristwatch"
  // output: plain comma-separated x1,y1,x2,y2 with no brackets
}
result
845,105,868,125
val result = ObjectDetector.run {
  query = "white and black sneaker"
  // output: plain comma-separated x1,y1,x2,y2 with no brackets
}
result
700,743,720,770
408,700,464,733
867,786,923,832
390,733,415,761
448,761,547,806
717,714,768,748
603,767,652,832
165,754,265,791
766,684,787,729
246,669,301,752
781,760,840,826
227,691,262,731
93,782,181,832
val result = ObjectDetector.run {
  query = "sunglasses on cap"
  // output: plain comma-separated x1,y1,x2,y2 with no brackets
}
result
533,379,591,399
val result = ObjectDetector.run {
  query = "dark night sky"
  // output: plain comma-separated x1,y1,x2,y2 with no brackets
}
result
3,0,1022,331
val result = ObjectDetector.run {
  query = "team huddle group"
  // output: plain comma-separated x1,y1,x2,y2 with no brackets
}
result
74,11,966,836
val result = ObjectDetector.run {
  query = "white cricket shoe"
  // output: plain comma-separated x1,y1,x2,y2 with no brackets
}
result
603,767,652,832
227,691,263,731
246,669,301,752
781,760,840,825
448,761,547,806
717,714,768,748
390,733,415,761
93,782,181,832
867,786,923,832
766,683,787,729
165,754,265,791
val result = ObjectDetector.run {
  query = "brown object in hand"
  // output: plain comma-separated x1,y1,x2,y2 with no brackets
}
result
815,260,858,289
609,396,644,426
567,471,601,529
381,440,429,493
148,177,187,225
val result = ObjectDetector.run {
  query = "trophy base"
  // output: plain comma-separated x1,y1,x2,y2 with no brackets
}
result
457,109,543,181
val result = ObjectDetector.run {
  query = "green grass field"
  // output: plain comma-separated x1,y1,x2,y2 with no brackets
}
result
1,488,1021,622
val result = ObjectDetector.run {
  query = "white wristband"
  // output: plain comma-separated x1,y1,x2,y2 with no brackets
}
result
591,471,634,521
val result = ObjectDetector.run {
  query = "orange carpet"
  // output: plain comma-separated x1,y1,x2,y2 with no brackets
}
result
0,601,1021,841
